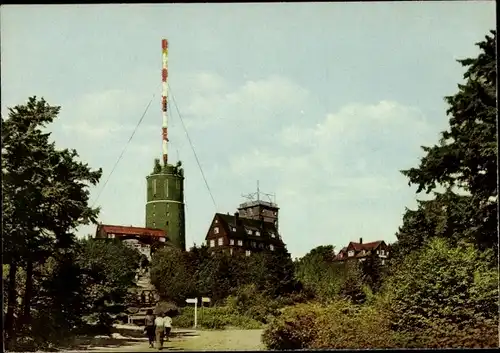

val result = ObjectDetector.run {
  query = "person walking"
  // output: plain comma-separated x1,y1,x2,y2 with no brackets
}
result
144,309,156,348
155,312,166,350
164,313,172,342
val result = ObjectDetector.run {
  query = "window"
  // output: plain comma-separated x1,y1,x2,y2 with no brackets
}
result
166,180,169,197
255,231,261,236
246,229,252,235
153,204,156,210
251,241,256,248
167,212,170,217
167,203,170,209
259,243,264,249
381,259,385,265
238,240,243,246
214,227,219,234
273,211,277,216
153,179,157,194
270,232,276,238
386,251,389,256
376,250,379,254
218,238,223,246
348,250,354,257
230,239,235,245
230,248,233,255
166,221,169,226
210,239,215,247
380,250,385,256
232,227,236,232
215,219,218,223
153,222,156,227
249,209,253,215
339,252,343,258
245,250,251,257
270,244,275,251
153,212,156,217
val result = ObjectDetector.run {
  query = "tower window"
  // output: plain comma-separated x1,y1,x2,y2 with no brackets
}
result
166,221,169,226
153,179,157,194
153,204,156,210
166,212,170,217
153,222,156,227
165,180,169,197
214,227,219,234
153,213,156,217
167,203,170,209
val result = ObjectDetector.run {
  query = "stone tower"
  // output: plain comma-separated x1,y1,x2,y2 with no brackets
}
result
145,159,186,250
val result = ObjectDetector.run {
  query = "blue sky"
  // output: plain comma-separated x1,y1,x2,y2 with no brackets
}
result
1,2,495,258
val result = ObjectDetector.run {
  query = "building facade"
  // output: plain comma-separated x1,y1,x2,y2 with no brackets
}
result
95,224,167,261
205,212,285,256
333,238,390,265
145,159,186,250
237,199,280,230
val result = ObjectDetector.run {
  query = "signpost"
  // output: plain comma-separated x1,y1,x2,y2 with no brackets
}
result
200,297,211,324
185,298,197,328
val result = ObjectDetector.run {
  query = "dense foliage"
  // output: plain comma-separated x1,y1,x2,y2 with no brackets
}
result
1,97,141,350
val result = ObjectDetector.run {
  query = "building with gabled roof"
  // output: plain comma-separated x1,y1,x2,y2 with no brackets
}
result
95,223,168,261
333,238,390,265
205,212,286,256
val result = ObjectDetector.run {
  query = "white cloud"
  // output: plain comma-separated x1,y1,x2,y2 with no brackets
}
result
179,73,310,129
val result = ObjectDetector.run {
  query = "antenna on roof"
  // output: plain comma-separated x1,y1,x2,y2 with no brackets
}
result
241,181,276,205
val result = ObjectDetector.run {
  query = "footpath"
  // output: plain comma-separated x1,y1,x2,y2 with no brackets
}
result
57,326,265,352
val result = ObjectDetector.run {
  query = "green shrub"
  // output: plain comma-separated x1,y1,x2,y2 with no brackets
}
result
172,305,262,330
262,300,407,350
387,238,499,348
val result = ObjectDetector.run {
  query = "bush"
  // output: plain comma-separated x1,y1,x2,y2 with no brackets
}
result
225,284,280,324
262,300,406,350
172,305,262,330
387,237,499,348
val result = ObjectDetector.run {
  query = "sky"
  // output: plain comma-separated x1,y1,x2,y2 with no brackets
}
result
1,2,495,258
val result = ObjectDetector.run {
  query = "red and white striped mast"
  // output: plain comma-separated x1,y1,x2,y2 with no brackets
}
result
161,38,169,166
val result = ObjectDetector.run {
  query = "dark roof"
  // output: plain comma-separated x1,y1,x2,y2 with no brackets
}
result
208,213,281,242
333,241,385,261
97,224,166,238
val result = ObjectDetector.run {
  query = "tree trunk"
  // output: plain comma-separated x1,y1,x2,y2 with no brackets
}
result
20,259,34,332
5,261,18,349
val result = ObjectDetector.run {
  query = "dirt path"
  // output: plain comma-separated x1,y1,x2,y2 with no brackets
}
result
59,327,265,352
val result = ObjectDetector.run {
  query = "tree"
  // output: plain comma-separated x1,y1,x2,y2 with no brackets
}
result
150,246,197,305
75,238,142,328
394,189,474,260
295,245,342,301
387,238,498,347
400,30,497,252
2,97,102,347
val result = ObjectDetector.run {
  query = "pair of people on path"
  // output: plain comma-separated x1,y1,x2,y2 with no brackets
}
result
145,309,172,350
